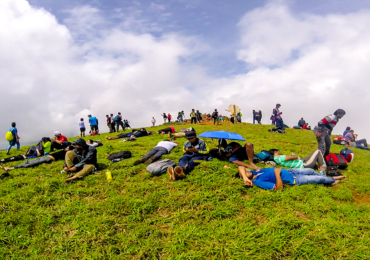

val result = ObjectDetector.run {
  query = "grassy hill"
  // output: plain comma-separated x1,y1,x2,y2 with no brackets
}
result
1,122,370,259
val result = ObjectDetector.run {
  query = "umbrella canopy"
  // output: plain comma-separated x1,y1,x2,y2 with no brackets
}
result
198,131,245,141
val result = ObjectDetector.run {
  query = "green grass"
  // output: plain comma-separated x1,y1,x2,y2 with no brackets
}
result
1,123,370,259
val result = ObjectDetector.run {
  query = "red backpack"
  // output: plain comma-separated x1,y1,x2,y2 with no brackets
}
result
326,153,348,169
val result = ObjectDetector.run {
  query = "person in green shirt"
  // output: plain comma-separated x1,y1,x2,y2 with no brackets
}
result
269,149,326,173
42,137,52,154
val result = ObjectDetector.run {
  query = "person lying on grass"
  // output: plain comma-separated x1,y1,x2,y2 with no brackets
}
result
269,149,327,174
134,140,178,166
105,128,152,140
62,138,97,183
158,126,175,135
0,137,51,164
213,139,260,171
167,131,208,181
0,146,73,179
238,167,346,190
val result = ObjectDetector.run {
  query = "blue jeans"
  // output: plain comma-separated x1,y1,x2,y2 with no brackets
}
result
276,118,284,129
288,168,335,186
178,154,206,173
7,141,20,153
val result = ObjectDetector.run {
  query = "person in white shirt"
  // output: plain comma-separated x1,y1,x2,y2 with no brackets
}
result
79,118,86,137
134,140,177,165
151,117,156,127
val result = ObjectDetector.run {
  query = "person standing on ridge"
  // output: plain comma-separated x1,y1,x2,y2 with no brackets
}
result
273,104,284,129
151,117,156,127
115,112,124,132
110,113,116,132
212,109,219,125
190,109,197,124
168,113,172,123
161,113,168,124
88,115,99,135
79,118,86,137
314,109,346,157
106,115,112,133
196,110,202,123
6,122,20,155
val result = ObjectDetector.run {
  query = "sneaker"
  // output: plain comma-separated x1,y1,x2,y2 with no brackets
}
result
174,166,185,178
144,156,156,165
0,172,10,180
168,167,176,181
134,157,148,166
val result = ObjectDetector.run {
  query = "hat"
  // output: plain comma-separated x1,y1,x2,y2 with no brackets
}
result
72,138,87,146
53,131,61,135
185,131,197,139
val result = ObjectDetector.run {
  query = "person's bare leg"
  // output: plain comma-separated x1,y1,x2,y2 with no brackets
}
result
105,135,120,140
64,175,79,183
232,160,260,171
245,143,259,170
0,165,14,171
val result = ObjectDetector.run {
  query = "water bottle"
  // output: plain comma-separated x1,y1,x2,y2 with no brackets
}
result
320,163,327,175
106,170,112,181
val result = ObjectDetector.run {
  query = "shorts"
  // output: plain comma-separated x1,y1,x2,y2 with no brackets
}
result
91,125,98,131
80,127,86,132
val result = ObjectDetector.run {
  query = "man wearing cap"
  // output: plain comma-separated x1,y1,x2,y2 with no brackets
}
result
50,131,69,152
167,131,208,180
63,138,97,183
88,115,99,135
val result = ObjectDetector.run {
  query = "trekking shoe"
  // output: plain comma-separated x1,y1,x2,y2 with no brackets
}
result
134,157,148,166
174,166,185,178
144,156,156,165
168,167,176,181
0,172,10,180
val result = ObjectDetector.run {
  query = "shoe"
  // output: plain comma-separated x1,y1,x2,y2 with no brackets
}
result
168,167,176,181
0,172,10,180
168,133,172,138
134,157,148,166
174,166,185,178
144,156,156,165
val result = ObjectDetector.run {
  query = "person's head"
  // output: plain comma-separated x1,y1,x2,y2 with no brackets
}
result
301,117,303,120
334,109,346,118
72,138,87,150
268,149,280,156
118,112,121,115
185,131,197,143
106,115,109,118
110,113,113,116
53,131,62,138
215,109,217,111
86,139,94,144
80,118,84,121
42,137,51,143
276,104,281,108
350,130,354,133
192,109,195,111
253,110,255,112
11,122,16,127
346,126,351,130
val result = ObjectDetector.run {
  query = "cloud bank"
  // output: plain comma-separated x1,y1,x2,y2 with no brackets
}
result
1,0,370,146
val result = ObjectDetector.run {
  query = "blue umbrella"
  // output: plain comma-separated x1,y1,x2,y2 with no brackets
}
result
198,131,245,141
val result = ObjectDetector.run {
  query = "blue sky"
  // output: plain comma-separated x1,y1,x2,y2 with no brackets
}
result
2,0,370,146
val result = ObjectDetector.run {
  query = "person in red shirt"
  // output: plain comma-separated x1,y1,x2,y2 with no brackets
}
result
50,131,70,152
168,113,172,123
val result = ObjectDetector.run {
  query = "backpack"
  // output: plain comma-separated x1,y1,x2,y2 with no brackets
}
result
255,150,274,162
326,153,348,169
146,159,176,176
340,148,354,162
326,165,343,177
333,139,347,145
212,112,217,118
107,151,132,162
5,131,14,142
114,115,121,122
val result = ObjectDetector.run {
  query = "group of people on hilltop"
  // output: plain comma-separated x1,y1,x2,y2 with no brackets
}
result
157,109,225,125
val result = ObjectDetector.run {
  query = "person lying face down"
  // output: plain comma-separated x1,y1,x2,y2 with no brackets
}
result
238,167,346,190
134,140,178,166
105,128,153,140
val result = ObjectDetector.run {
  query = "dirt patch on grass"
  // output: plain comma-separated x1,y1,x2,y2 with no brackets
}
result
353,193,370,205
254,215,266,226
294,211,310,221
241,194,252,200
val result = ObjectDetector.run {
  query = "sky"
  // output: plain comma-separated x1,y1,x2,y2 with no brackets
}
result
2,0,370,147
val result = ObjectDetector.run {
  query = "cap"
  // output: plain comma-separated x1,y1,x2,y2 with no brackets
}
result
185,131,197,139
53,131,61,135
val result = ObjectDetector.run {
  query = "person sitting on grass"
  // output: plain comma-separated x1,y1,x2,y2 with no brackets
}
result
167,131,208,181
105,128,152,140
0,137,51,163
0,146,73,179
50,131,70,152
63,138,97,183
134,140,178,165
344,130,370,151
158,126,175,135
238,167,346,190
269,149,327,174
214,140,260,171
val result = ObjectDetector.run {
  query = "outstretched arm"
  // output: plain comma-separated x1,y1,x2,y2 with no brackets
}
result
274,168,283,190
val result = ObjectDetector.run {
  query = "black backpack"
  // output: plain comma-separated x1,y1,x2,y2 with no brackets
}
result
326,165,343,177
212,112,218,118
107,151,132,162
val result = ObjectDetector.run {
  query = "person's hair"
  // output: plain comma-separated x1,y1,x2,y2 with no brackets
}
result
88,115,91,117
350,129,354,132
334,109,346,116
118,112,121,114
276,104,281,107
215,109,217,111
11,122,16,127
346,126,351,130
301,117,303,119
110,114,113,116
106,115,109,117
80,118,83,121
268,149,279,156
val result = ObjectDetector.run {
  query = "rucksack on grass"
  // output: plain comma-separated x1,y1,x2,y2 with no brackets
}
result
326,153,348,169
340,148,354,163
107,151,132,162
255,150,274,162
5,131,14,142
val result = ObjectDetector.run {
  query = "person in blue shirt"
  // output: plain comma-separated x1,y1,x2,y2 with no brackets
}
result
238,167,346,190
6,122,20,155
343,126,351,137
88,115,99,135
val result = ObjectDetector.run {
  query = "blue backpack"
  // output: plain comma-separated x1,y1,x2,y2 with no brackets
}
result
114,115,121,122
255,150,274,162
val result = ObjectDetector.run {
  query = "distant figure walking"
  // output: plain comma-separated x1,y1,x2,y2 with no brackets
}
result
106,115,112,133
190,109,197,124
255,110,262,124
161,113,168,124
110,114,116,132
212,109,219,125
6,122,20,155
151,117,156,127
273,104,284,129
79,118,86,137
168,113,172,123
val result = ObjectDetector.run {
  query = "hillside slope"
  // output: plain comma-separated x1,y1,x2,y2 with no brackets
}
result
1,123,370,259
